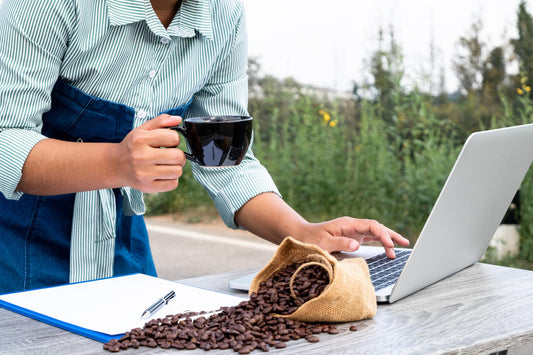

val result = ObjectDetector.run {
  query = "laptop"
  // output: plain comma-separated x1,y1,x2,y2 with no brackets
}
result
229,123,533,303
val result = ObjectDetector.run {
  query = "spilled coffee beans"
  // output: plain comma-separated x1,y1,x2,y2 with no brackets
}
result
104,262,349,353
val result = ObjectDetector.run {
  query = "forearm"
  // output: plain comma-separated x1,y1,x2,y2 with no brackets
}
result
235,192,410,256
234,192,310,245
17,138,121,195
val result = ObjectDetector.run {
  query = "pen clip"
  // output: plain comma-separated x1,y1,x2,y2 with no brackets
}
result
163,290,176,304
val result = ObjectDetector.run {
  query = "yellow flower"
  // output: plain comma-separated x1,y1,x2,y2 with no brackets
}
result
355,144,361,153
526,86,531,92
322,112,331,122
398,112,406,122
329,120,337,127
318,109,325,115
518,88,524,95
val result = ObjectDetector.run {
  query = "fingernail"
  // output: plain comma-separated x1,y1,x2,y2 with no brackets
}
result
349,240,358,251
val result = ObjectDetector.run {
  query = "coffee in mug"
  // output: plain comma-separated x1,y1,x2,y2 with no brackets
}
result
170,116,252,167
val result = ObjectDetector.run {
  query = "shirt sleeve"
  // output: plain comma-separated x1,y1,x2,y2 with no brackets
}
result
0,0,72,199
184,3,280,229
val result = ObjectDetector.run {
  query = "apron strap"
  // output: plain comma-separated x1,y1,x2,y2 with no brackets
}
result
43,80,192,283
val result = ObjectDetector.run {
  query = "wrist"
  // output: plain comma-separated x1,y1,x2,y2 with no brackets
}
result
101,143,126,189
286,220,317,244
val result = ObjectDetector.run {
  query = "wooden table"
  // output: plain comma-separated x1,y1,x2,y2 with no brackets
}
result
1,262,533,354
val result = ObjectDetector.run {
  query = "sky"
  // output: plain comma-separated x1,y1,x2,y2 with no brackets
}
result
240,0,533,93
0,0,529,93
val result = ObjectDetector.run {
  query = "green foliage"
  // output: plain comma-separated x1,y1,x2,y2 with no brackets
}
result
147,83,461,242
517,93,533,262
521,167,533,262
512,1,533,97
145,1,533,268
453,18,485,94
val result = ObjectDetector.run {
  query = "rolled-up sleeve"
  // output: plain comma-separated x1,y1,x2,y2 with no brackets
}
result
185,3,280,229
0,0,70,199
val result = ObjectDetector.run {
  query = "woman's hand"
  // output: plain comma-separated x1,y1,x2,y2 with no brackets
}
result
235,192,409,259
114,114,186,193
17,114,186,195
293,217,410,258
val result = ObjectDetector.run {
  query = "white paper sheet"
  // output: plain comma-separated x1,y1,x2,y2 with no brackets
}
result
0,274,247,335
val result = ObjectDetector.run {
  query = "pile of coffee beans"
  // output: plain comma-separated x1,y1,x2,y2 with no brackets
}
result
104,262,356,353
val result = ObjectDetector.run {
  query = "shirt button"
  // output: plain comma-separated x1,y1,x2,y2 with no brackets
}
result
137,109,147,119
148,70,157,79
160,37,170,44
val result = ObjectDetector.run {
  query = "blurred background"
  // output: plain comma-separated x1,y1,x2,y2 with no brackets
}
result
145,0,533,272
241,0,529,94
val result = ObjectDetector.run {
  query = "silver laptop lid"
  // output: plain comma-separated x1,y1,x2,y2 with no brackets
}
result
389,123,533,303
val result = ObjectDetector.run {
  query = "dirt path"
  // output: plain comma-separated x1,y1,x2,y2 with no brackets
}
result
145,213,277,281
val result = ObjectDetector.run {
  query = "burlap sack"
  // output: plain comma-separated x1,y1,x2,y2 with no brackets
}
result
249,236,377,323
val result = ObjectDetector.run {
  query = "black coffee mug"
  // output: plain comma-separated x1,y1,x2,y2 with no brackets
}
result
170,116,253,167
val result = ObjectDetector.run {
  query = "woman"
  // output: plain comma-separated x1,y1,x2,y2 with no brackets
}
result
0,0,408,293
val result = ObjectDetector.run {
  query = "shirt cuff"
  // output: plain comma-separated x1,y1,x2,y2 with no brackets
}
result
0,129,47,200
191,152,281,230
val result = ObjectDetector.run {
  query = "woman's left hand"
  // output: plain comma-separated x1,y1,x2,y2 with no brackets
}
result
293,217,410,258
235,193,409,259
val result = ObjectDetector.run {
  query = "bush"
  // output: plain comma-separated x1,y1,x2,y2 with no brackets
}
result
145,78,533,266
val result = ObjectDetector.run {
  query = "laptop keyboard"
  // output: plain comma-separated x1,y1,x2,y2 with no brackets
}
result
365,249,412,291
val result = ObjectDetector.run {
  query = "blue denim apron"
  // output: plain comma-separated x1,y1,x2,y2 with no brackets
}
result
0,80,191,293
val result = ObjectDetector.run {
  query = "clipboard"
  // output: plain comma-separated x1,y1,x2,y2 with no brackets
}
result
0,274,247,343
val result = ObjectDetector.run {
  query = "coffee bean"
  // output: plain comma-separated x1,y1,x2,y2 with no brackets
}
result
349,325,358,331
238,344,255,354
103,261,339,353
185,343,197,350
306,335,320,343
146,340,157,348
274,341,287,348
328,327,340,334
311,326,323,334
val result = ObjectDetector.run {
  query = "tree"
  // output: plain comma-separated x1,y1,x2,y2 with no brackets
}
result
370,25,404,115
354,23,405,136
511,0,533,97
453,19,485,95
481,46,507,107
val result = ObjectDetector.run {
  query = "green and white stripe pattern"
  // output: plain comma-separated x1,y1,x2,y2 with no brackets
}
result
0,0,279,283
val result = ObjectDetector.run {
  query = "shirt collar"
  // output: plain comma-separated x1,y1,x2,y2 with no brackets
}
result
107,0,214,42
107,0,145,26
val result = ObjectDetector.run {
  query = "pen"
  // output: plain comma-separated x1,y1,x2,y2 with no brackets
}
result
141,290,176,319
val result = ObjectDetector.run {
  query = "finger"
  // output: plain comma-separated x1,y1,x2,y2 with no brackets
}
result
391,230,410,246
364,220,394,247
138,129,181,149
365,224,409,248
149,147,187,165
143,179,180,193
384,245,396,259
358,220,400,259
368,227,410,245
140,114,182,131
362,227,408,259
316,235,358,253
138,165,184,187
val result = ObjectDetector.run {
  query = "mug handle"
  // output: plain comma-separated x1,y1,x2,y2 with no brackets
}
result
170,126,197,163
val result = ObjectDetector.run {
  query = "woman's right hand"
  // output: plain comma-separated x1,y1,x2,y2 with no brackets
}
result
114,114,187,193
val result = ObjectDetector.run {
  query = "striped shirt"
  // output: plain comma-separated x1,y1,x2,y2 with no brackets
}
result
0,0,279,282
